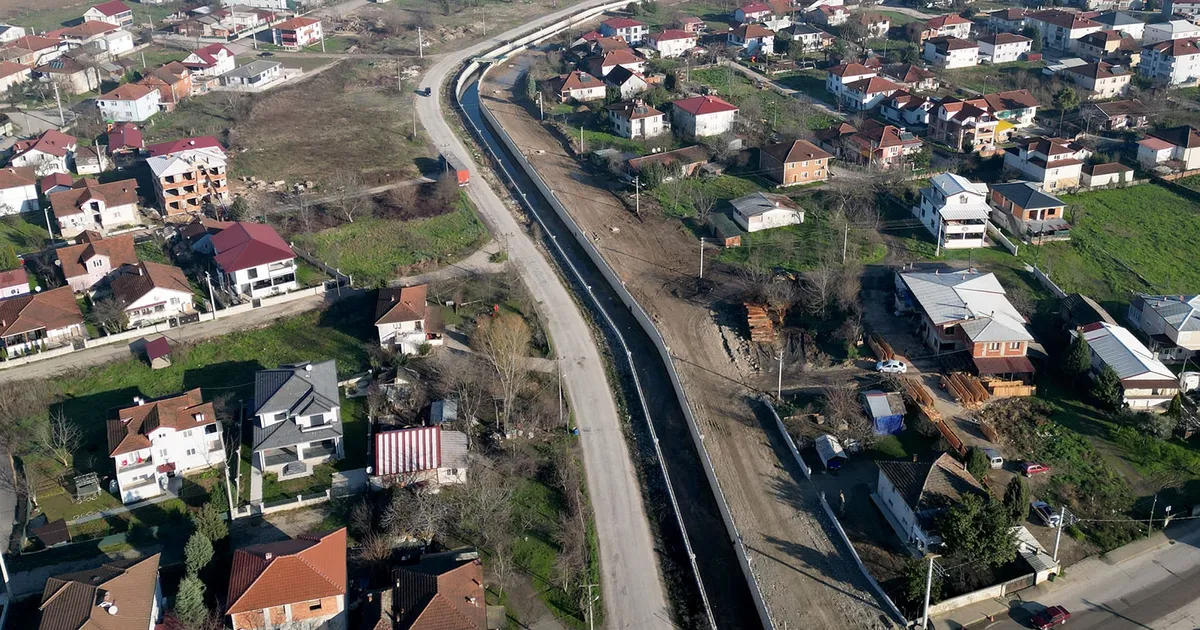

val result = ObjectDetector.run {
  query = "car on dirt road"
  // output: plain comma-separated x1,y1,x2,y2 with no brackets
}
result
1031,500,1061,527
875,359,907,374
1022,462,1051,476
1031,605,1070,629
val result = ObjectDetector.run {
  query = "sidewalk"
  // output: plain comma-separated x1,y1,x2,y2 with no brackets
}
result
932,519,1200,629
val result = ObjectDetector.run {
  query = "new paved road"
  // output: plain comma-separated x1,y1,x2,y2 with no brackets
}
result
415,5,674,628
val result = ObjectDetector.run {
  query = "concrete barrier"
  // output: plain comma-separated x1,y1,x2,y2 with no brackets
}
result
762,398,811,480
818,492,908,625
1029,264,1067,299
987,222,1019,256
927,572,1037,616
475,69,774,630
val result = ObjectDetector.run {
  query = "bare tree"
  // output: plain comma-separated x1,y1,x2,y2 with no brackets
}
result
431,352,491,445
692,186,716,226
35,408,82,469
328,170,367,224
801,258,837,318
471,313,530,433
834,262,864,313
91,297,127,334
289,191,316,231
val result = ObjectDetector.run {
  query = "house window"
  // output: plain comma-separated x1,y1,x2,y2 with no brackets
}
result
186,448,196,457
160,448,168,457
1008,342,1021,350
92,259,103,268
308,601,323,612
247,268,258,279
987,342,1001,351
205,424,218,434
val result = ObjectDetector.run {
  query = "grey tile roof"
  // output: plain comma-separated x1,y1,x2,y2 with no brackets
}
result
254,360,339,417
253,417,343,451
990,181,1064,211
877,452,985,512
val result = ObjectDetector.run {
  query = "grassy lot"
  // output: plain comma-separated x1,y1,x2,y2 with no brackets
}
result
653,174,763,219
718,208,888,272
261,463,335,504
294,198,487,287
135,46,191,70
691,66,838,131
774,68,839,108
7,2,175,31
581,126,680,155
940,60,1043,94
339,396,369,470
134,239,170,264
877,10,922,26
1,214,50,257
146,61,431,184
352,0,578,55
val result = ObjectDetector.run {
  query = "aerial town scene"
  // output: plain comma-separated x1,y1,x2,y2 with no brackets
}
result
0,0,1194,628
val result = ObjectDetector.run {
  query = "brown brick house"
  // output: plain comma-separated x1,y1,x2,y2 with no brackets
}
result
138,61,192,112
227,529,347,630
759,139,833,187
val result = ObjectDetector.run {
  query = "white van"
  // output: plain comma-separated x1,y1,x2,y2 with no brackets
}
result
983,447,1004,469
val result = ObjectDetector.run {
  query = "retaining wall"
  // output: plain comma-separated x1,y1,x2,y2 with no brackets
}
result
476,70,774,630
1029,265,1067,299
927,572,1037,616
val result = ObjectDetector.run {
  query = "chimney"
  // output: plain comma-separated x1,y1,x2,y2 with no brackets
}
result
264,552,273,560
134,396,144,406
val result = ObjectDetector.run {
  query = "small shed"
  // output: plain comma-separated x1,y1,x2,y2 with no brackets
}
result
707,212,744,247
31,518,70,548
862,390,905,435
815,434,847,470
430,399,458,425
145,337,171,369
73,472,100,502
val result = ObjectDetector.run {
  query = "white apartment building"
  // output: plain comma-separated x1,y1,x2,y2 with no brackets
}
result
826,62,877,102
978,33,1032,64
646,29,696,57
1025,9,1103,51
924,36,979,68
97,83,161,122
1142,20,1200,46
108,389,224,504
914,173,990,249
1063,61,1131,99
607,100,668,139
599,17,648,44
1139,37,1200,86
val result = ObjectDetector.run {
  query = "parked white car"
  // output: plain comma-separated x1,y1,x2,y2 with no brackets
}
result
875,359,908,374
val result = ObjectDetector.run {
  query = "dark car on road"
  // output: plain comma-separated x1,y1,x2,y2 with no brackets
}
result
1031,605,1070,629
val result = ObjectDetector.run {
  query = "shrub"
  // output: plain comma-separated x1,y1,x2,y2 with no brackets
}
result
967,447,990,481
174,576,207,627
191,501,228,543
1092,365,1123,410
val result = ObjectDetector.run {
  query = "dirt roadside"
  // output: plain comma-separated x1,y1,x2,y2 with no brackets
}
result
482,59,897,629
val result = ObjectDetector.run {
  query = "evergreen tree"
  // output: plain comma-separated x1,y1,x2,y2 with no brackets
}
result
1092,364,1124,410
191,501,228,543
937,494,1018,567
966,447,990,481
1064,334,1092,381
1002,476,1030,524
902,557,942,606
184,532,214,577
0,244,17,271
174,575,207,628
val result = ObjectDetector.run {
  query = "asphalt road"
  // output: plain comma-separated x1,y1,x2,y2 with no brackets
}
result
945,524,1200,630
415,4,673,628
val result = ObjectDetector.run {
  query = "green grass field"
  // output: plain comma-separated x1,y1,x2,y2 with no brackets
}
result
8,3,176,32
653,174,763,219
0,214,50,257
940,60,1043,94
691,67,837,131
294,199,488,287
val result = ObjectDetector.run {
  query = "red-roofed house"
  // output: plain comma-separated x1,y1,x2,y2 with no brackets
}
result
760,139,833,186
0,268,27,299
0,60,29,93
840,75,902,110
0,36,63,67
550,70,606,102
138,61,192,112
923,36,979,69
1025,9,1102,51
10,129,76,175
600,17,648,45
1003,136,1092,190
273,17,323,50
0,166,39,216
586,48,646,77
1137,125,1200,170
375,283,444,353
97,82,161,122
907,13,972,44
671,95,739,138
110,261,196,327
84,0,133,27
735,2,773,24
107,122,144,159
183,43,235,93
55,232,139,293
728,23,775,56
0,286,84,356
39,173,73,197
840,122,924,168
810,4,850,26
108,389,222,503
1139,38,1200,86
226,529,347,630
825,62,878,102
50,177,141,237
646,29,697,58
368,550,486,629
211,222,297,299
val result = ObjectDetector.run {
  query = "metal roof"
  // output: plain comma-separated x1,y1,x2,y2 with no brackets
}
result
862,391,904,420
1081,322,1176,382
899,271,1033,342
1138,294,1200,332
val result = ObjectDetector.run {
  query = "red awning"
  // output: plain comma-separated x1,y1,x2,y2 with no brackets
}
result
972,355,1035,375
156,462,176,474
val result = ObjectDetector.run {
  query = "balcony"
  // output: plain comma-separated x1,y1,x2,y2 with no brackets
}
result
302,441,338,460
118,458,156,476
268,260,294,272
263,446,299,467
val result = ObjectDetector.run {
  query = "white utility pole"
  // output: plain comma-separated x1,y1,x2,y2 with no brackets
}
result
841,221,849,263
320,30,326,53
776,348,784,399
412,97,417,136
1148,493,1158,536
42,204,54,242
417,26,424,58
633,176,640,216
580,125,584,152
920,555,936,629
934,217,944,257
1052,505,1066,562
584,583,599,630
699,238,706,278
536,92,543,120
52,82,64,126
205,271,218,320
558,358,565,430
140,51,146,69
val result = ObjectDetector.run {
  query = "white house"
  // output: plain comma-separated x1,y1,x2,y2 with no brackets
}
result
588,48,647,77
550,70,607,102
252,361,344,480
790,24,834,52
0,166,39,215
1142,20,1200,46
987,8,1029,33
730,192,804,232
734,1,772,24
211,221,298,299
1093,11,1144,41
1063,61,1131,99
840,75,903,111
600,17,648,45
375,283,445,354
1139,37,1200,86
604,65,649,99
49,177,140,238
0,286,83,356
272,16,323,50
1128,294,1200,362
978,33,1032,64
607,99,669,139
1079,322,1180,410
728,23,775,56
83,0,134,27
0,60,29,94
671,95,738,138
646,29,696,58
109,261,195,328
875,453,987,553
0,268,29,299
373,426,468,488
1137,125,1200,170
826,62,878,103
1003,136,1091,191
924,36,978,69
97,82,161,122
108,389,223,504
101,28,134,56
914,173,990,249
218,60,282,89
0,24,25,44
9,129,77,175
182,43,235,93
55,232,140,293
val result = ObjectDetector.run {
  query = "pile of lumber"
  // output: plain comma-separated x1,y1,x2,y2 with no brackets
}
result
917,405,965,456
982,378,1037,398
903,376,935,407
745,303,776,344
941,372,989,406
868,333,895,361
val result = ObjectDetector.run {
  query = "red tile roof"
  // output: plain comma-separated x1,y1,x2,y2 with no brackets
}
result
110,261,193,307
145,336,170,361
107,388,215,457
979,32,1031,45
845,75,901,95
100,82,155,101
0,286,81,339
49,178,139,218
38,173,73,195
392,553,486,630
672,94,738,115
650,29,695,42
107,122,143,153
990,8,1028,20
926,13,972,28
0,166,36,191
145,135,223,157
12,129,76,159
0,60,27,79
39,555,160,630
602,17,645,29
89,0,132,17
211,222,294,273
0,267,26,290
1147,37,1200,57
6,35,61,53
827,62,875,77
557,70,602,93
275,16,321,30
55,233,138,281
226,529,347,615
762,139,833,163
376,284,428,324
733,23,774,39
1028,9,1099,30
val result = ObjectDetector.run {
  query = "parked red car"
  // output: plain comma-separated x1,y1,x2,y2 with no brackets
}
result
1022,462,1051,477
1031,605,1070,629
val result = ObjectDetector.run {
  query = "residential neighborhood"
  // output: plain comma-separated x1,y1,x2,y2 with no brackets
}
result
0,1,1198,630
